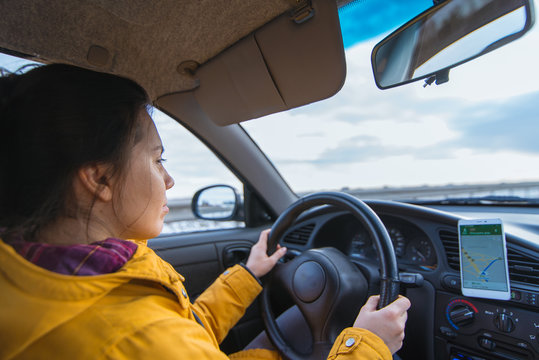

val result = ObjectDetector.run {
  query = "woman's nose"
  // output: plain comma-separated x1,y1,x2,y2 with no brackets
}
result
165,170,174,190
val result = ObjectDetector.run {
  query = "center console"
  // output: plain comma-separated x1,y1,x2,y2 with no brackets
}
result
434,289,539,360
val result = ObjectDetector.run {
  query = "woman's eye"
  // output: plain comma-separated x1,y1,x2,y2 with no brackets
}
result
157,157,167,164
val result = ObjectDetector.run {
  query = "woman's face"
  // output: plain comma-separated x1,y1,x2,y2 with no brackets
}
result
113,112,174,240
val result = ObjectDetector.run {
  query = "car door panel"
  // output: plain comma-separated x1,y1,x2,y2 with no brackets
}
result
149,227,265,297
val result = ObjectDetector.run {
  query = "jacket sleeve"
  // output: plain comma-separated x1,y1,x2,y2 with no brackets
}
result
327,328,392,360
191,264,262,344
103,316,279,360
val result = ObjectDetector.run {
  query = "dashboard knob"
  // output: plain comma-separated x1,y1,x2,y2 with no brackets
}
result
494,313,515,333
449,305,475,327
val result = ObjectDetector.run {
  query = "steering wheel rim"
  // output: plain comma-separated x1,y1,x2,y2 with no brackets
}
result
261,192,400,360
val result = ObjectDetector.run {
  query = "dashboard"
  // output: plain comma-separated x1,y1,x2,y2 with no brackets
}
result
279,200,539,360
348,215,437,270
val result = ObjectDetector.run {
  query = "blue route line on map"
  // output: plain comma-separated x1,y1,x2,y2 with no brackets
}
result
480,259,499,278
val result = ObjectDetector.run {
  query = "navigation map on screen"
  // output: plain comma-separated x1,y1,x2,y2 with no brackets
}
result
460,224,508,292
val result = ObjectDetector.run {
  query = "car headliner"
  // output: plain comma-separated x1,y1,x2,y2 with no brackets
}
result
0,0,297,100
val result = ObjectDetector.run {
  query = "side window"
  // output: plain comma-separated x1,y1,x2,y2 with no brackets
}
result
152,109,245,234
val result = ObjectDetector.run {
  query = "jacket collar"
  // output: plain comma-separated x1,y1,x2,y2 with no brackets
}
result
0,238,184,301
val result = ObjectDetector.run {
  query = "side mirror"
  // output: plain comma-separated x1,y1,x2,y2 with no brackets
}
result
371,0,535,89
191,185,242,221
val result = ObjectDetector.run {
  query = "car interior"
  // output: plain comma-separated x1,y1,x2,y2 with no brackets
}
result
1,0,538,359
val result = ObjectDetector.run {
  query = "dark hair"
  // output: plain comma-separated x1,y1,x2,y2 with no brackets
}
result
0,63,150,242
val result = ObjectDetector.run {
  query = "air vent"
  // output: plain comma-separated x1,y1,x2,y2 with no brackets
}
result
439,229,460,270
439,229,539,284
507,249,539,284
283,223,315,246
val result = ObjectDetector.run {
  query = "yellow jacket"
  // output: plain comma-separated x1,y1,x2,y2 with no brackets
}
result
0,239,391,360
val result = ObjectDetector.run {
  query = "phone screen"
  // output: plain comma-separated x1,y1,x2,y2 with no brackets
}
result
459,221,510,299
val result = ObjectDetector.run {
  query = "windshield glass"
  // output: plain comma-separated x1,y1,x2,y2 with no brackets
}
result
242,0,539,202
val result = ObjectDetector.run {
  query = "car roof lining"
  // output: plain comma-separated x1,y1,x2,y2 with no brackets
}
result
0,0,292,99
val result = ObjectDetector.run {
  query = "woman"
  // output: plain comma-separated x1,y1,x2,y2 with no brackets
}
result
0,64,410,359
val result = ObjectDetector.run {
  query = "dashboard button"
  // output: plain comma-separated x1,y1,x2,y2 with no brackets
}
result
479,337,496,350
494,314,515,333
526,293,537,306
450,305,475,327
439,326,457,338
442,275,461,290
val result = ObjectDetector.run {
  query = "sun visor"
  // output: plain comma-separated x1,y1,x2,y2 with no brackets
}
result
158,0,346,126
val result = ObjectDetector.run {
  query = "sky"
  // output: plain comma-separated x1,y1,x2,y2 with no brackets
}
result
2,1,539,200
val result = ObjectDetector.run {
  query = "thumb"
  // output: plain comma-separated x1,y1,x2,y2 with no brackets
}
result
268,246,287,263
362,295,380,312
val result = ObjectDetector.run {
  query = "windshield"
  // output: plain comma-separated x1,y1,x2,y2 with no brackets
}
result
242,0,539,202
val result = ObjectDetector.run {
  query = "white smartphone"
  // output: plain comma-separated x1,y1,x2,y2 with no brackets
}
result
458,219,511,300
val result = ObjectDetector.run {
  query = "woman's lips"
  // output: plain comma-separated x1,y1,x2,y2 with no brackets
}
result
163,205,169,214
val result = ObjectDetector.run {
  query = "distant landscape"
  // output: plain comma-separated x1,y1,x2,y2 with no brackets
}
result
161,181,539,234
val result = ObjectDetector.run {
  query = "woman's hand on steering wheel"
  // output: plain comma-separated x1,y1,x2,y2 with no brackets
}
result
246,229,288,278
353,295,411,354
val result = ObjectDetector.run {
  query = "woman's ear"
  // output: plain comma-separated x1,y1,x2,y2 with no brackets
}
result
76,164,113,202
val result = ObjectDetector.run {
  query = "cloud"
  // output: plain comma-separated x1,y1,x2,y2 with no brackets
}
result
281,88,539,169
448,91,539,154
310,135,408,164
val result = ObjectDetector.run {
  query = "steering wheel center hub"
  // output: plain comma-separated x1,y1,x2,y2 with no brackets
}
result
293,261,326,303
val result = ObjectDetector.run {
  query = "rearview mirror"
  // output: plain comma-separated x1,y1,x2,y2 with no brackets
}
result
371,0,535,89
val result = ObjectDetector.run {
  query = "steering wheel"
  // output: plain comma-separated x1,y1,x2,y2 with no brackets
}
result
261,192,400,360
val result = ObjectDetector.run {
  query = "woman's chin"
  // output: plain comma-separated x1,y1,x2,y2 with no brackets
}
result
124,223,164,241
